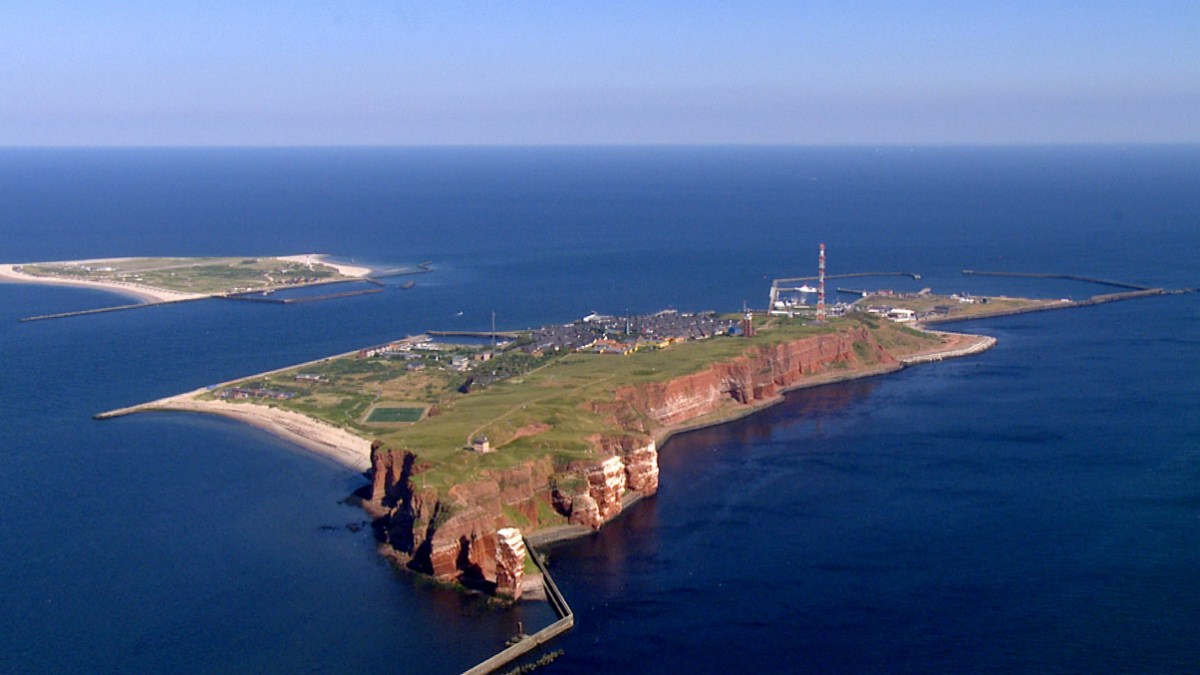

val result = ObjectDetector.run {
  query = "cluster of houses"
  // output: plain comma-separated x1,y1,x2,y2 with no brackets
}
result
520,309,739,356
270,275,324,285
215,385,296,401
358,336,497,373
355,310,737,374
863,296,984,323
359,336,458,359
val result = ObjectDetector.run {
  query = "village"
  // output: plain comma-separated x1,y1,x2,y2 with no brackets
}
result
210,309,743,403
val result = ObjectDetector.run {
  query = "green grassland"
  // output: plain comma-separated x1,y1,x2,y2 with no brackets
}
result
867,293,1060,319
367,407,426,423
20,257,347,294
208,313,945,492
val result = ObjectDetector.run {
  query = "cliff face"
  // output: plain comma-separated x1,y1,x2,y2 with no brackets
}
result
363,326,892,588
611,326,890,426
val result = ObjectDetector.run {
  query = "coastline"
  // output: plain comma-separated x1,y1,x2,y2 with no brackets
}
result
97,328,996,535
0,253,371,305
276,254,372,278
108,391,372,473
0,262,206,303
648,331,995,457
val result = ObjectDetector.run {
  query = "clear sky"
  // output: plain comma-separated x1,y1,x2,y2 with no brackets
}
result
2,1,1197,146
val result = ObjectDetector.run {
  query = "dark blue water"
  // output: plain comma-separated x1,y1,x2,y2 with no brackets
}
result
1,147,1197,673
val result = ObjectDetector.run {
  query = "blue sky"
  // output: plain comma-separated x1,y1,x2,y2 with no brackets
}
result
2,1,1197,145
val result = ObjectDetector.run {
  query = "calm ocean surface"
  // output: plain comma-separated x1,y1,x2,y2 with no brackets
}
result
0,147,1197,673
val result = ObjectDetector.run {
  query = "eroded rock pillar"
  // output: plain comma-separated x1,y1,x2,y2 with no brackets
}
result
494,527,526,600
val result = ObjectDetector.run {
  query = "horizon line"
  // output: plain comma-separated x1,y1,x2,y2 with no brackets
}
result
3,141,1198,151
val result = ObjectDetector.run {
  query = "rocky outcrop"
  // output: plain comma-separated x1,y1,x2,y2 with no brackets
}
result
567,493,601,529
365,443,551,587
588,456,626,521
592,435,660,495
494,528,526,600
623,440,659,494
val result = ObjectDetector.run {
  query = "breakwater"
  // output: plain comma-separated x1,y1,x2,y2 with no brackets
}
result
370,260,434,279
920,288,1168,325
961,269,1152,290
774,271,922,284
899,334,997,364
461,539,575,675
428,330,522,340
221,278,386,304
19,297,205,322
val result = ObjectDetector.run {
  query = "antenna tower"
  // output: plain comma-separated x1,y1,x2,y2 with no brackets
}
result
742,300,754,337
817,243,826,322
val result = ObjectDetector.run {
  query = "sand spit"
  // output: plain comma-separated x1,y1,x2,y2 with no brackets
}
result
130,392,372,473
0,262,207,303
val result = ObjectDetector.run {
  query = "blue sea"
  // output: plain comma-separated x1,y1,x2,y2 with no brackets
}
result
0,146,1197,673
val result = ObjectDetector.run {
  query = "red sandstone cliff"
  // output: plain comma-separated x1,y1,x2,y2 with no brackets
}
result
363,326,894,589
611,326,891,427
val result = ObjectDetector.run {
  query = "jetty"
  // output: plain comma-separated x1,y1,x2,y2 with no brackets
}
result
427,330,521,340
20,298,204,323
460,539,574,675
370,260,434,279
961,270,1152,291
221,278,386,304
773,271,921,285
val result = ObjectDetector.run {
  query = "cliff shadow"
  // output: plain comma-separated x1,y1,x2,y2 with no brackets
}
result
455,536,497,595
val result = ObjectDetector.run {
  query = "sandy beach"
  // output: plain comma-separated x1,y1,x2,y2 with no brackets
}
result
137,391,373,472
1,253,371,305
277,254,373,278
0,262,207,303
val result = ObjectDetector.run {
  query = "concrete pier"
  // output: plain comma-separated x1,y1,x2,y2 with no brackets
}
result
427,330,521,340
221,278,385,304
369,260,434,279
774,271,921,284
460,538,575,675
961,270,1152,290
19,298,206,322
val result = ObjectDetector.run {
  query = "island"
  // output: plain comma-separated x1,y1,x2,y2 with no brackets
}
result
99,300,1010,594
86,270,1191,673
1,254,371,298
0,255,391,321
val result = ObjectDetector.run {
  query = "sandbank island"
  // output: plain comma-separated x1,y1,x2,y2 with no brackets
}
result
0,255,374,319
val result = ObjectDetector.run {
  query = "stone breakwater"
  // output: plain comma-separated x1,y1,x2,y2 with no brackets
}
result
899,333,996,364
361,326,905,592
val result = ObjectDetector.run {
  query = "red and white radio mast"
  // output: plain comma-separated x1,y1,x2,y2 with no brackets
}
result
817,243,826,322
